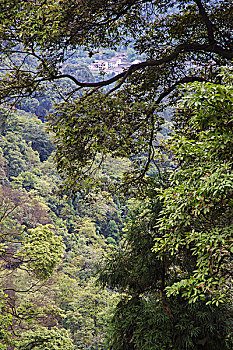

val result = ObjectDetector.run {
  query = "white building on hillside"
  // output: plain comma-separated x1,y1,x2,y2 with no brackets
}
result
89,60,109,72
108,57,122,68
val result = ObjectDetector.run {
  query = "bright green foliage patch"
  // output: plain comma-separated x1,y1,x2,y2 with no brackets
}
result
20,225,64,280
15,327,74,350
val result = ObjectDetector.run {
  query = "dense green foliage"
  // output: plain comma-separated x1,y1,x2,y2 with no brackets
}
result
15,327,74,350
155,72,233,303
0,1,233,349
0,109,126,349
1,1,233,190
99,182,233,349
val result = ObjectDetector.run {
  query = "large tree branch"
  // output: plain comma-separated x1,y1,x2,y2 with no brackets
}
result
2,39,232,107
47,41,233,89
194,0,215,43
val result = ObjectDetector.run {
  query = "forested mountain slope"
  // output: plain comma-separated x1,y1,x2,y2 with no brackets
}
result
0,108,132,349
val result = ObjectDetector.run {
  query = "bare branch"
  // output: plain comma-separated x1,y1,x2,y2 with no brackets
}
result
155,76,208,104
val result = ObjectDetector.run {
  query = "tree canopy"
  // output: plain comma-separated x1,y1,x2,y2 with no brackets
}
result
1,1,232,118
1,1,233,188
0,1,233,349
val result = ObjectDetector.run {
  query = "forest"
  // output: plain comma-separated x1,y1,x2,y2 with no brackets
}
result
0,1,232,349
